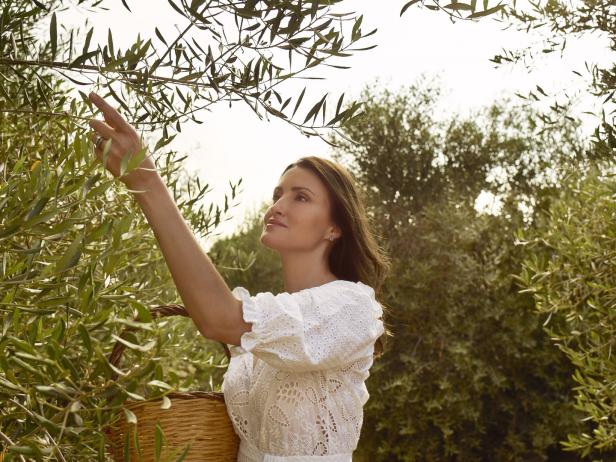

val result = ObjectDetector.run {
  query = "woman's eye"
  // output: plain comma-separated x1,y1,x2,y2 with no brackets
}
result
271,195,307,202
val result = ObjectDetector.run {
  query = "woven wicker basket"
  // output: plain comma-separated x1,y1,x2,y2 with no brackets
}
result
103,304,240,461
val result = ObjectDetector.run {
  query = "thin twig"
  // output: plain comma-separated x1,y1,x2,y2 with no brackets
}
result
0,430,28,462
8,398,67,462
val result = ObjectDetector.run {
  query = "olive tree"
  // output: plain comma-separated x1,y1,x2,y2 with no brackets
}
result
0,0,377,459
400,0,615,160
514,165,616,458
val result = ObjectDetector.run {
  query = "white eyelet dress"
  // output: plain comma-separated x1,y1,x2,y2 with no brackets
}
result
221,279,385,462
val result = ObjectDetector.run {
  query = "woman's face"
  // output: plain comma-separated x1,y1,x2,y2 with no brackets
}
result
261,166,339,252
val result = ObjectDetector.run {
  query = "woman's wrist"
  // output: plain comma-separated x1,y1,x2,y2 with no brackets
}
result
120,153,160,189
125,167,166,207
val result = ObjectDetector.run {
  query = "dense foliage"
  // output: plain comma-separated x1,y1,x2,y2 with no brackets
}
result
515,166,616,459
400,0,616,456
0,0,374,459
326,79,604,462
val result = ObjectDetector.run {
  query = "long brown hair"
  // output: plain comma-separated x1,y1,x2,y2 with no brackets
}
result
281,156,394,359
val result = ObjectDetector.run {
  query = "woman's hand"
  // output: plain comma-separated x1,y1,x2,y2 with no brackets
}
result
88,92,158,189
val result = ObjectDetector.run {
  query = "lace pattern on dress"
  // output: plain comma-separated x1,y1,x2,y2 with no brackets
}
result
222,280,383,459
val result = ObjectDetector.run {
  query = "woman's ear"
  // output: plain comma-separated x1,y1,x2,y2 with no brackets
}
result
329,225,342,240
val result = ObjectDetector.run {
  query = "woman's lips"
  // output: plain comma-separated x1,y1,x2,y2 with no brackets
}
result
266,222,286,228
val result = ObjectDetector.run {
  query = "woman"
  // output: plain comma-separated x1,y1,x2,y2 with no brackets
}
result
88,91,392,461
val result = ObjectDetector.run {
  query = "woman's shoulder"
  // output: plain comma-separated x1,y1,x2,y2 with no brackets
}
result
233,279,378,309
316,279,376,300
317,279,376,296
312,280,382,317
234,279,359,296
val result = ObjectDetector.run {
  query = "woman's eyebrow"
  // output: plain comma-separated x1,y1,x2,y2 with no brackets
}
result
273,186,315,196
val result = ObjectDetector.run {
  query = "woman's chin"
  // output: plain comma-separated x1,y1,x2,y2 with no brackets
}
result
260,232,286,250
260,233,276,248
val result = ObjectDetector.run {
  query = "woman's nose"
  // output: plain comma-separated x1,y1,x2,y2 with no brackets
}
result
267,203,286,221
270,197,285,211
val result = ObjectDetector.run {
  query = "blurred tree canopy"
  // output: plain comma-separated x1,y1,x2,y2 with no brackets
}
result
400,0,616,458
327,77,602,461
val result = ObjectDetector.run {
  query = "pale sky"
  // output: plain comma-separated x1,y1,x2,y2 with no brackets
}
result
56,1,612,251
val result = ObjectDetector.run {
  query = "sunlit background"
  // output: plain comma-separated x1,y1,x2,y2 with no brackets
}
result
59,1,612,250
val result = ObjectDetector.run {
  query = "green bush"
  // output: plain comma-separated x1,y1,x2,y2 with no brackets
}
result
328,80,600,461
358,195,586,462
514,165,616,459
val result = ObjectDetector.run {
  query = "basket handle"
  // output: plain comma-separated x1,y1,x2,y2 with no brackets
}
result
107,303,231,382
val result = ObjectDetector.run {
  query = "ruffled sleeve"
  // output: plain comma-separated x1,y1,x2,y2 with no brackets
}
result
230,281,384,372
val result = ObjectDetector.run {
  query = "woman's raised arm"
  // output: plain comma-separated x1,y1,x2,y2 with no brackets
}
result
87,91,250,342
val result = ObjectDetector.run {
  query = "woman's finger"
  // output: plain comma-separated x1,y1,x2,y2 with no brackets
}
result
89,131,111,151
88,92,132,133
89,119,115,139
